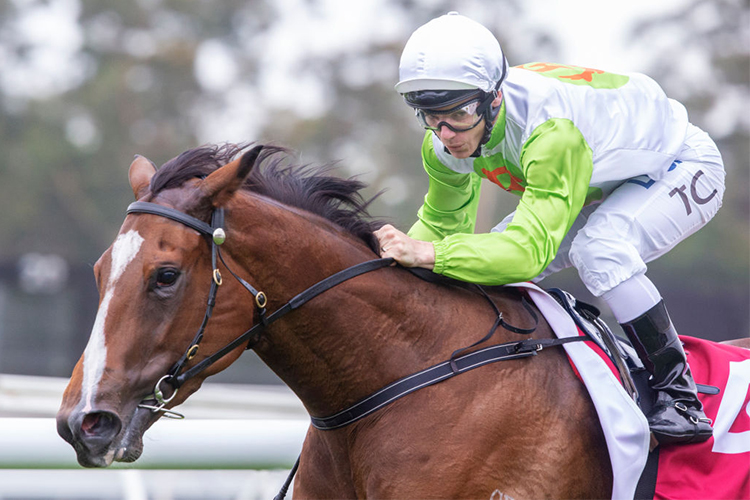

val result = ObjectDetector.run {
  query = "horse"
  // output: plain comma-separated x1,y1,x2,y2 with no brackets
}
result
57,143,613,498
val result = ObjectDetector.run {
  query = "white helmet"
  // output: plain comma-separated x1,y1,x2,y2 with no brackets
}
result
395,12,507,95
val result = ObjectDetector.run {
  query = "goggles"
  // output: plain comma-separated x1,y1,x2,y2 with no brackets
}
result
414,93,494,133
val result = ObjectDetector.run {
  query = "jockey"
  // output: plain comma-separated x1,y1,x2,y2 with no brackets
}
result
375,12,725,445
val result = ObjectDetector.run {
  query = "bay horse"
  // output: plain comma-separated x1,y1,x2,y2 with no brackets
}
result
57,144,612,498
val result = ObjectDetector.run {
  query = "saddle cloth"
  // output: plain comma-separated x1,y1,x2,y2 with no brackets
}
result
512,282,750,500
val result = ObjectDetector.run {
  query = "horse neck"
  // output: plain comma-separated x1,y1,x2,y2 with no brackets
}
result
221,194,478,416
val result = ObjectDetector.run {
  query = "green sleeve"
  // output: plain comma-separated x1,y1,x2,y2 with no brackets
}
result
431,118,593,285
407,132,482,242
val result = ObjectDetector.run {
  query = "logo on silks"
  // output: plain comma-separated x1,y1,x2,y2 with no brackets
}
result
524,62,602,82
482,166,526,193
518,62,630,89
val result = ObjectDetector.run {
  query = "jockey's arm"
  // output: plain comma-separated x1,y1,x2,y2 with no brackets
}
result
407,133,483,242
375,138,481,269
413,118,593,285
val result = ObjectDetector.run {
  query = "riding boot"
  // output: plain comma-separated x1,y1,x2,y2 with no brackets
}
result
620,300,713,444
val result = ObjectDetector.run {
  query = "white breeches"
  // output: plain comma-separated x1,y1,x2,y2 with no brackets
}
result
495,123,725,297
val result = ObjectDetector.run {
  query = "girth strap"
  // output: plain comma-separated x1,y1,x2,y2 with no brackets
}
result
311,335,588,430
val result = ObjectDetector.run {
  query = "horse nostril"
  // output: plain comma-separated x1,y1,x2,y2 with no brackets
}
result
80,411,122,442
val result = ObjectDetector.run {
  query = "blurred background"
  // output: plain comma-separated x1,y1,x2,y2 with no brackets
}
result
0,0,747,395
0,0,747,497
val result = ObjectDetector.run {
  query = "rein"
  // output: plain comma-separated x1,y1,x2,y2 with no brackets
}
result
126,201,588,428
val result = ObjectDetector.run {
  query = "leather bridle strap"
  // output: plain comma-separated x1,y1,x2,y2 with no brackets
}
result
127,202,240,384
128,200,396,391
164,207,224,380
127,201,215,235
172,257,395,388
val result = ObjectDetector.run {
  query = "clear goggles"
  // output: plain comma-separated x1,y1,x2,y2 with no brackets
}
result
415,97,488,133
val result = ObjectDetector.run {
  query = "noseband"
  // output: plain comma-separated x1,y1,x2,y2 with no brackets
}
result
126,201,394,418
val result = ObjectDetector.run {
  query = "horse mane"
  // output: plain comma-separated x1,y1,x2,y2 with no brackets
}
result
149,143,384,252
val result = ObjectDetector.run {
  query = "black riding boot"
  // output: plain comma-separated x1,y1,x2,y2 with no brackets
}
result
620,300,713,444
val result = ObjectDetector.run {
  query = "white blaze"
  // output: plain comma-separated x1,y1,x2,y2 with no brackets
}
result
81,230,144,412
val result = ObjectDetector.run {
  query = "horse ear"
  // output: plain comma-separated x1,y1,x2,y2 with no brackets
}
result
129,155,156,200
201,145,263,207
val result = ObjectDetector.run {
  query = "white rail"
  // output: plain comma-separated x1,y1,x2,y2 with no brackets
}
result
0,469,295,500
0,375,310,470
0,417,308,469
0,374,308,419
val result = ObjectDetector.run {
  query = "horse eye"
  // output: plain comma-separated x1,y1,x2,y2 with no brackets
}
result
155,268,180,287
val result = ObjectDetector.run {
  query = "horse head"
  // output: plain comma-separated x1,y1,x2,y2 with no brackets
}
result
56,146,265,467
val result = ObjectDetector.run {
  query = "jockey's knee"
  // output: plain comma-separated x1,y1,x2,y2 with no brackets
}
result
569,228,647,298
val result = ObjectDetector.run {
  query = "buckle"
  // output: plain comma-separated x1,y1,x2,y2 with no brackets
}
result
513,341,543,354
673,401,713,426
688,414,713,425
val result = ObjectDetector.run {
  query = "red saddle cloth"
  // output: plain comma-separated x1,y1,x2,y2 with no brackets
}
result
654,336,750,500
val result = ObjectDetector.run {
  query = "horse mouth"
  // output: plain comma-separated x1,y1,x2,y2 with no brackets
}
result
73,443,143,468
114,404,164,463
60,405,156,468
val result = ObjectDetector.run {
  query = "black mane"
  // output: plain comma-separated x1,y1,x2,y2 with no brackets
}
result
150,143,384,252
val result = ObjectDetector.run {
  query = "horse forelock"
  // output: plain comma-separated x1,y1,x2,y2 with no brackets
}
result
150,143,241,194
149,143,384,252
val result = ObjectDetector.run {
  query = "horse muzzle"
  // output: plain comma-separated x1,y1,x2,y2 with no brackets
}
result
56,406,152,467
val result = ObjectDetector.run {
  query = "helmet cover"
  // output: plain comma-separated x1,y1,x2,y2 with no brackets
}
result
396,12,506,94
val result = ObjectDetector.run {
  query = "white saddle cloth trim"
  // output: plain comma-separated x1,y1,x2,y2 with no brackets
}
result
511,282,650,500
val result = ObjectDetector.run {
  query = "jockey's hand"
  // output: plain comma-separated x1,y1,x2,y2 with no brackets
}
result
374,224,435,270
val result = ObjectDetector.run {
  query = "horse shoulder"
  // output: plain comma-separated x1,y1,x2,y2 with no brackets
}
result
294,427,358,498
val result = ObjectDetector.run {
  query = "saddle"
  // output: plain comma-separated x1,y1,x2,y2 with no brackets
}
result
546,288,645,400
546,287,721,405
546,288,723,500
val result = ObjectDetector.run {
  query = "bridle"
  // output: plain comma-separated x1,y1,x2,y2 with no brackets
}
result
126,200,394,419
126,200,585,424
